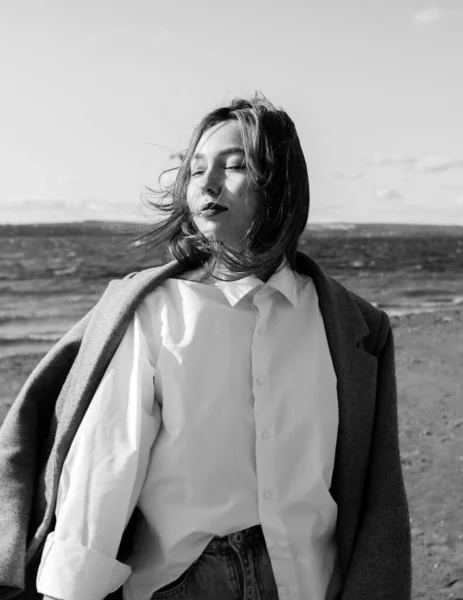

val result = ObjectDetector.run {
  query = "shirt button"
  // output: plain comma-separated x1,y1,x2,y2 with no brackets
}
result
257,325,265,335
263,490,273,500
278,585,289,597
256,376,265,385
261,430,270,440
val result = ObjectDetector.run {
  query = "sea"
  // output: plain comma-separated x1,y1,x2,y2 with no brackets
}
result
1,221,462,360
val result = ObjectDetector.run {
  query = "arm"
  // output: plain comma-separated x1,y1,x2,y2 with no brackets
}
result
36,311,161,600
0,310,92,596
341,316,412,599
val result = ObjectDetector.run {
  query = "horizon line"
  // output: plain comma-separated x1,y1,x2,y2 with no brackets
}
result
0,219,462,229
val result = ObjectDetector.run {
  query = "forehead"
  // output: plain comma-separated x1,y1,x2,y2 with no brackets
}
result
194,120,243,157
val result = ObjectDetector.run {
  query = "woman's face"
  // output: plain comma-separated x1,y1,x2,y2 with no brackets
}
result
186,120,259,252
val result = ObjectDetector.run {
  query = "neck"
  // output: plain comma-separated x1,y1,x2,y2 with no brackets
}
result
206,258,281,283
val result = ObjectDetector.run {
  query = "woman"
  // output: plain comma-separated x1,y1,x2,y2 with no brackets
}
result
0,94,411,600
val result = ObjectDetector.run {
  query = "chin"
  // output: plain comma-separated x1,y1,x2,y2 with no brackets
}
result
193,221,243,251
194,219,219,238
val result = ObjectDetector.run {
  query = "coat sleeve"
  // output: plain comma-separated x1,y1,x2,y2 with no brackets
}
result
0,308,94,598
341,314,412,600
36,311,160,600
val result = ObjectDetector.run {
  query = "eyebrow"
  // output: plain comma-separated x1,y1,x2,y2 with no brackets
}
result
192,147,245,160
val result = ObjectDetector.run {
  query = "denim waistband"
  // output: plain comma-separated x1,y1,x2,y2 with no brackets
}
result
203,524,265,554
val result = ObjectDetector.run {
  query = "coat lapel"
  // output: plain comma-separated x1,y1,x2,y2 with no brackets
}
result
295,252,378,581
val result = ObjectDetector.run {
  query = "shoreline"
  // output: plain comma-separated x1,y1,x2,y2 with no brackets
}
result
1,301,462,362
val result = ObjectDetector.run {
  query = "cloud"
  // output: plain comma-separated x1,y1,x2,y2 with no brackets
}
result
0,197,147,224
376,189,404,202
411,8,444,27
368,154,416,167
416,157,463,172
2,197,139,212
333,171,364,180
368,154,463,173
440,184,463,191
19,198,70,210
53,175,79,187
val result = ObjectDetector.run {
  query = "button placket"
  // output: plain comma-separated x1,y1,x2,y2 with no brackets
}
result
252,295,271,391
253,289,279,546
227,534,249,599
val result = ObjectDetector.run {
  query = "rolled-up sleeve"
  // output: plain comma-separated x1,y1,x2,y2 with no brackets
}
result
37,310,160,600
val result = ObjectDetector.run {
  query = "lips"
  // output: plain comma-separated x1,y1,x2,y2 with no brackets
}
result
199,202,228,216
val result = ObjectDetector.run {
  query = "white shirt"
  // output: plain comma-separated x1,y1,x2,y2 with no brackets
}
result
37,262,341,600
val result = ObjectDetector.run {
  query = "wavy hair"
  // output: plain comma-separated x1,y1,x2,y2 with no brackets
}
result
132,92,310,281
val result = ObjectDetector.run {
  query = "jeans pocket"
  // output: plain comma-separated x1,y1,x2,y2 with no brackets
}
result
151,563,195,598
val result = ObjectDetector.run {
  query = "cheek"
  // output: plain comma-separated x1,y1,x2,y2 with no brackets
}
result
230,179,258,209
241,188,259,216
248,190,260,210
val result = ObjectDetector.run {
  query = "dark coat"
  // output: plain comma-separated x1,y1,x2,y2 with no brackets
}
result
0,252,411,600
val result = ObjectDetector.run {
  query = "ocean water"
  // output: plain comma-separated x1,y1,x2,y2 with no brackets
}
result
0,221,462,360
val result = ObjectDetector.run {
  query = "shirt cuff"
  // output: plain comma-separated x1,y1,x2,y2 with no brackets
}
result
37,532,132,600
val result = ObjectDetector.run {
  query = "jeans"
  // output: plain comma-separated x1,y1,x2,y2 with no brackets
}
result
150,524,280,599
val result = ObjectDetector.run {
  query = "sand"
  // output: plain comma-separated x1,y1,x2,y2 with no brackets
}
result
392,308,463,599
0,309,462,600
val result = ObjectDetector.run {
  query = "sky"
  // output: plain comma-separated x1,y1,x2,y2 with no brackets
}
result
1,0,463,225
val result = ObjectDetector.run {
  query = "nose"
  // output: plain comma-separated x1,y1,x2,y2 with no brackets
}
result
198,168,222,197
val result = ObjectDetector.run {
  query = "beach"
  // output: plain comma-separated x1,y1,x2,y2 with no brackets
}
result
0,221,462,598
1,307,462,599
392,308,463,599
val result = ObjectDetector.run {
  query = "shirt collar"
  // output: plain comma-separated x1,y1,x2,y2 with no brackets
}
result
214,258,300,308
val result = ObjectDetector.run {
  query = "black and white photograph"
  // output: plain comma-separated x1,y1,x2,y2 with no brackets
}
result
0,2,462,600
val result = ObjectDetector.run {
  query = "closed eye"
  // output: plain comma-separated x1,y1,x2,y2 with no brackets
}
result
191,165,244,176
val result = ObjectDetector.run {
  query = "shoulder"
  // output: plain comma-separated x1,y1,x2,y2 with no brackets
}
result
100,260,188,303
116,259,184,285
323,268,390,355
297,251,389,340
348,289,391,354
109,261,208,305
74,261,185,346
347,287,386,329
114,261,203,322
296,252,390,356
